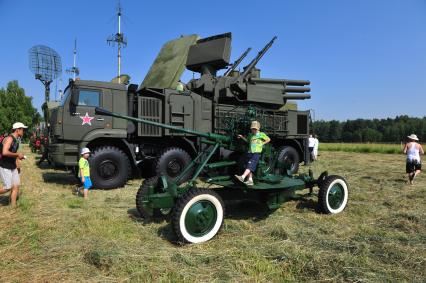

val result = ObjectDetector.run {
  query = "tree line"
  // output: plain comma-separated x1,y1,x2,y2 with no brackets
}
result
311,116,426,143
0,80,41,139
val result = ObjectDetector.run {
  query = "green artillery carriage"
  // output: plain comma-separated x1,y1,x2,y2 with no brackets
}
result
96,107,349,244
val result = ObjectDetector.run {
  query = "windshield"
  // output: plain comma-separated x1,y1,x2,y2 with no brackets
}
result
60,87,71,106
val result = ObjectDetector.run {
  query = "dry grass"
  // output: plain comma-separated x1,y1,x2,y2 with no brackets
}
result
0,145,425,282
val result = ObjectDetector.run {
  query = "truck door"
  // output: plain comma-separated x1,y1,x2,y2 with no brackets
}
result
63,88,112,141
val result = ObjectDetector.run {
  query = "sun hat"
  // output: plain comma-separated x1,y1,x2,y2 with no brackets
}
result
407,134,419,141
250,121,260,130
12,122,28,129
80,147,91,155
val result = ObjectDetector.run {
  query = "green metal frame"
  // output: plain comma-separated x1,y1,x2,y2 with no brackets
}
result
95,107,328,214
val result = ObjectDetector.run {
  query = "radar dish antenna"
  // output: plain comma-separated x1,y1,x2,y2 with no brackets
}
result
28,45,62,102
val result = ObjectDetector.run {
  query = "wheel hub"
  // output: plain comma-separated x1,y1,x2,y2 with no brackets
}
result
185,201,217,237
283,156,295,171
328,184,344,209
167,159,182,177
98,160,118,180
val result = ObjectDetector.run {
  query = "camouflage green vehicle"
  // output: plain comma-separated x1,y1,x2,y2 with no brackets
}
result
49,33,311,189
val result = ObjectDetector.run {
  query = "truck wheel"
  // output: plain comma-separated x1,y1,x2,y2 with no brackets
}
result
318,175,348,214
90,146,131,189
136,176,171,219
155,147,193,183
172,188,224,244
276,146,300,175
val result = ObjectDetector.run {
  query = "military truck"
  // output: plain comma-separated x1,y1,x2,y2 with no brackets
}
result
49,32,312,189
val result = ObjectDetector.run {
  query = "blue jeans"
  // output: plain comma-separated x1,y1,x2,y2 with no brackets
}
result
246,153,260,172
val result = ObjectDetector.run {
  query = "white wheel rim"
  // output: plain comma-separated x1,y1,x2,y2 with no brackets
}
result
326,179,348,214
179,194,223,243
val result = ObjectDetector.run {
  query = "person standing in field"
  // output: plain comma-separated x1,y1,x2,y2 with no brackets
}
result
78,147,92,198
308,134,315,161
403,134,424,185
0,122,27,207
313,134,319,160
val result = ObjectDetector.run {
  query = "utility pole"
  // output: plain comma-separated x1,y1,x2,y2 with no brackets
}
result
107,1,127,83
66,38,80,81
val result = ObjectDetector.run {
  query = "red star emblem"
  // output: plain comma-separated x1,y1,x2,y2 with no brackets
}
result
80,112,94,126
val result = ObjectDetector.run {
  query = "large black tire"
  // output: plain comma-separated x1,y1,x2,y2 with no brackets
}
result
172,188,224,244
155,147,193,183
136,176,171,219
276,146,300,175
89,146,131,189
318,175,349,214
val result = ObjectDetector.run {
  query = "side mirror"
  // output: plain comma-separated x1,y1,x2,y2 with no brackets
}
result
70,88,79,106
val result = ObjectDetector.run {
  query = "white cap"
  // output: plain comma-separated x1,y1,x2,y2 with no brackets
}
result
12,122,28,129
81,147,91,155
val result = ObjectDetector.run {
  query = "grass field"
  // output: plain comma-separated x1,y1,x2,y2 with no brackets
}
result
319,143,410,154
0,145,425,282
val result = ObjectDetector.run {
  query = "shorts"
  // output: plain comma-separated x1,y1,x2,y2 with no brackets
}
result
309,147,314,153
406,160,421,173
83,176,92,190
246,153,260,172
0,167,20,190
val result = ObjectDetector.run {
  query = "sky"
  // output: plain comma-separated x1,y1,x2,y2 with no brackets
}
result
0,0,425,121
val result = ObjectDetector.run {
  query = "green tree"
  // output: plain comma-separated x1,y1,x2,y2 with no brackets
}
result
0,80,40,139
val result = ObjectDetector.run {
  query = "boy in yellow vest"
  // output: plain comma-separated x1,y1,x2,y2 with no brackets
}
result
78,147,92,198
235,121,270,186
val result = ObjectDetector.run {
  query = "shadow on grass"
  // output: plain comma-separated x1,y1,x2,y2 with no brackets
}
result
295,198,319,212
36,161,53,169
42,172,79,185
127,208,143,222
223,199,271,221
127,207,178,243
0,195,10,206
157,225,178,243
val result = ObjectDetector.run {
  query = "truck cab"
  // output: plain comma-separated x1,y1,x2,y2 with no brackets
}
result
49,80,133,185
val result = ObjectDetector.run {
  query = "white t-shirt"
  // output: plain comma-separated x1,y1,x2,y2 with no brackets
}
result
308,137,316,147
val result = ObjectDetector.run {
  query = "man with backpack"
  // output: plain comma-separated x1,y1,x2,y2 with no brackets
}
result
0,122,27,207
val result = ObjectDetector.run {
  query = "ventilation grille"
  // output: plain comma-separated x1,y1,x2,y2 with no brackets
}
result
214,106,288,136
138,97,161,136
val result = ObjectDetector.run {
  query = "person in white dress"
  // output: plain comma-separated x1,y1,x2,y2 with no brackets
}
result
308,134,315,161
313,135,319,160
403,134,424,185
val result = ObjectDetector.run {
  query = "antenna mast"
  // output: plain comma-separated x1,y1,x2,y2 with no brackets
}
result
107,1,127,83
66,38,80,81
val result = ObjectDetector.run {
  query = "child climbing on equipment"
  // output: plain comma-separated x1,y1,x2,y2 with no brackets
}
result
234,121,270,186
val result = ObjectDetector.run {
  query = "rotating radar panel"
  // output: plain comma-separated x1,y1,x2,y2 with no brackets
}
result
29,45,62,82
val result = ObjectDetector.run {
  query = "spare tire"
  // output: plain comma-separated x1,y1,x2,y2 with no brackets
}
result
90,146,131,189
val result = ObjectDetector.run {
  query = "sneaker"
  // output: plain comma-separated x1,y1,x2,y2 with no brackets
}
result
244,179,254,186
234,175,244,183
74,186,83,196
